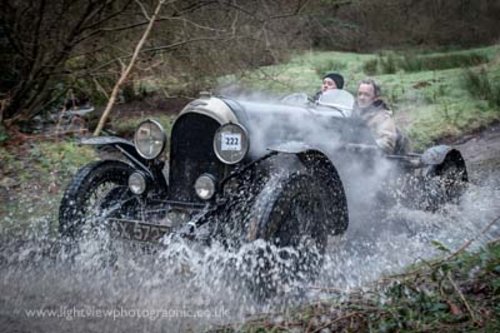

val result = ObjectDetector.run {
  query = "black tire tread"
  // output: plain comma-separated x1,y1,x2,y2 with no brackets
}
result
59,160,133,238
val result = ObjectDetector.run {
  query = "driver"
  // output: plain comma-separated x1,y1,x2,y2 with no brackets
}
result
353,78,408,154
314,72,344,101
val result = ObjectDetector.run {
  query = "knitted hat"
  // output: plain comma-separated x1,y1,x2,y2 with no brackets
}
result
323,73,344,89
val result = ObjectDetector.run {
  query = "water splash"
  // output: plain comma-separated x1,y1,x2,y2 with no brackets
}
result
0,180,499,332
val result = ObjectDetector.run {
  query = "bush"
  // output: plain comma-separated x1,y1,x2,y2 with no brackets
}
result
0,123,8,144
492,84,500,108
362,58,379,75
362,52,400,75
363,52,490,75
402,52,488,72
315,59,347,76
379,52,398,74
463,68,500,108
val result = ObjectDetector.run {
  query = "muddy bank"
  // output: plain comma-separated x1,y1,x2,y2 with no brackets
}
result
452,123,500,187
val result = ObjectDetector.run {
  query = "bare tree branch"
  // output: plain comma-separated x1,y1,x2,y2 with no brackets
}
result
94,0,166,136
135,0,152,20
269,0,313,19
80,0,134,32
88,34,237,74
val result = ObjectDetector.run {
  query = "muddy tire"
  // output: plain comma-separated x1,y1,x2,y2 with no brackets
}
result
423,158,468,211
59,160,137,240
214,154,347,300
245,171,330,298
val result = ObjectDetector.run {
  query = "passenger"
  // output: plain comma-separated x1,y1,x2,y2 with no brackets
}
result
353,78,409,154
314,72,344,101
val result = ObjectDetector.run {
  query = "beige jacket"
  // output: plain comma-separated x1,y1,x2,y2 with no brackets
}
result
353,100,398,154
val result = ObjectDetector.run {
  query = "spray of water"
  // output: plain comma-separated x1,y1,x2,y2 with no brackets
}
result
1,180,498,332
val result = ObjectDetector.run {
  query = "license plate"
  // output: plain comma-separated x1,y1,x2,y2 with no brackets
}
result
109,218,171,243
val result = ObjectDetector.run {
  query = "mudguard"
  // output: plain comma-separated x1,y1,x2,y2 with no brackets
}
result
80,136,133,147
421,145,459,165
261,146,349,236
267,141,313,154
422,145,468,180
80,136,151,177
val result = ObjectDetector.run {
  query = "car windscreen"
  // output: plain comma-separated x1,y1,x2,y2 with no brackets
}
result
316,90,355,117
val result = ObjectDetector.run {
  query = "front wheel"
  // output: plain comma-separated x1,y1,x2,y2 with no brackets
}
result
244,172,331,297
215,155,348,299
59,160,139,240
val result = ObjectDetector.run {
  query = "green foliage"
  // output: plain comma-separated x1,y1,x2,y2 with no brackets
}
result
29,141,96,180
0,141,97,233
314,59,348,77
0,141,95,196
401,52,488,73
378,51,398,74
363,51,490,75
463,67,500,109
217,240,500,333
362,58,379,75
0,124,8,144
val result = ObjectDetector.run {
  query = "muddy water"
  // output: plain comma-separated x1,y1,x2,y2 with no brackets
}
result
1,159,499,332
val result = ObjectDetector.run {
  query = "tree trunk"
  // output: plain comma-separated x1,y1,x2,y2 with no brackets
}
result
93,0,165,136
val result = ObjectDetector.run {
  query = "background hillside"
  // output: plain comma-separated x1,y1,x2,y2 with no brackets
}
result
219,45,500,150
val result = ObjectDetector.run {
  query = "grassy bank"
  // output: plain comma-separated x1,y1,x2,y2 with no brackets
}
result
215,237,500,333
0,141,96,234
219,45,500,150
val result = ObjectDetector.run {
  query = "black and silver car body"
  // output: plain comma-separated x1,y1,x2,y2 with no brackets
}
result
59,90,468,266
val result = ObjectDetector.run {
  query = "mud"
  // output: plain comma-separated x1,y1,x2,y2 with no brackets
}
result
452,122,500,187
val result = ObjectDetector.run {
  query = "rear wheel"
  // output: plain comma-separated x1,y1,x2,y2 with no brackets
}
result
59,160,139,240
423,158,468,211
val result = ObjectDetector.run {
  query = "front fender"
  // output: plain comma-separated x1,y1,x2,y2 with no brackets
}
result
80,136,154,179
261,147,349,236
267,141,313,154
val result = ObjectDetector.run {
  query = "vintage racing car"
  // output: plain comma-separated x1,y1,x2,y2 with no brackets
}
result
59,90,468,286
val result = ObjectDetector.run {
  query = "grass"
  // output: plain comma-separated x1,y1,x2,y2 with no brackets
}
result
213,237,500,333
464,67,500,108
0,141,96,234
219,44,500,150
365,51,490,75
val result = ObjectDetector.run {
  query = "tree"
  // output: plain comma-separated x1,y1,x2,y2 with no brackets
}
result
0,0,316,129
0,0,139,126
94,0,165,136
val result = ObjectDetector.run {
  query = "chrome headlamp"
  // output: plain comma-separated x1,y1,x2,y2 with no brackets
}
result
134,119,167,159
213,123,249,164
194,174,216,200
128,172,147,195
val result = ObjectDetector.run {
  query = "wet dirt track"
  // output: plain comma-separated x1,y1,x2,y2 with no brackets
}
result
1,126,499,332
